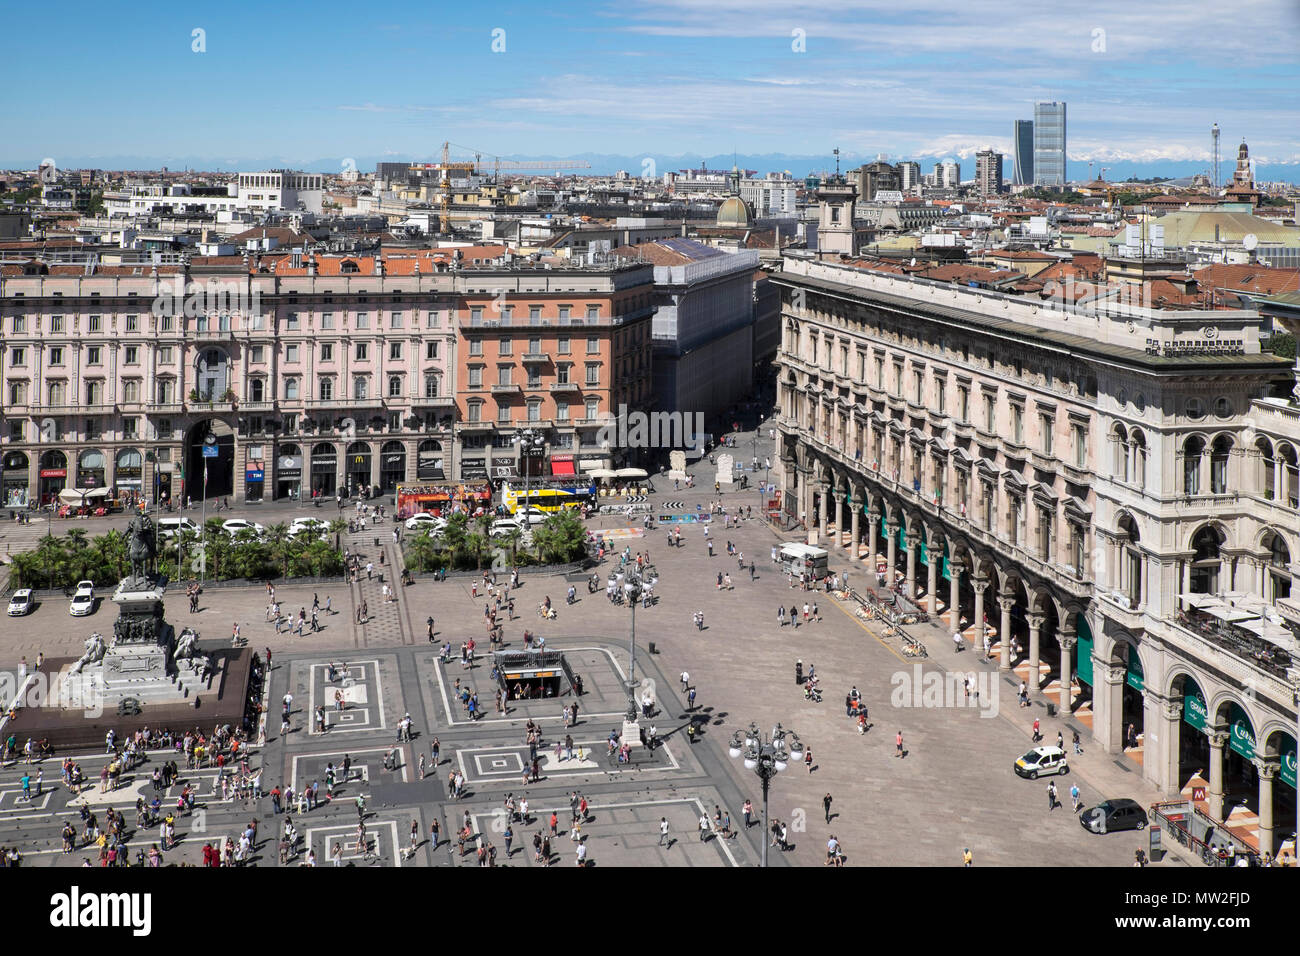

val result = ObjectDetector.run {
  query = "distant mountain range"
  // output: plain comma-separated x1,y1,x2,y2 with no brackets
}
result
5,152,1298,186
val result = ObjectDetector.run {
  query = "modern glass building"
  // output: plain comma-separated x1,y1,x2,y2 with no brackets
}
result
1033,102,1067,187
1013,119,1034,186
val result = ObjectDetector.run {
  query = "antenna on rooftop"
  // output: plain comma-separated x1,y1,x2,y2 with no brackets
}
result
833,148,841,179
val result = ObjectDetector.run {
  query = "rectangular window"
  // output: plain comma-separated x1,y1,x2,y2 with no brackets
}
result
249,346,263,364
527,368,541,388
11,316,25,334
936,379,946,414
390,311,403,329
557,364,571,384
10,347,25,366
585,363,600,386
984,395,995,431
355,343,368,361
321,313,334,329
498,367,512,387
958,386,969,422
286,345,300,363
499,338,512,355
159,314,173,332
1073,423,1087,468
51,315,63,333
88,315,101,333
469,340,483,356
124,346,139,365
87,346,102,365
319,378,333,401
424,375,440,398
468,368,483,388
1011,404,1023,444
50,346,64,365
558,336,571,354
285,378,300,400
1040,415,1054,456
585,398,599,419
468,403,482,423
319,344,332,363
122,418,139,440
556,404,570,422
913,371,923,405
123,380,140,403
286,313,300,330
389,342,402,361
498,404,511,423
587,305,600,320
471,307,484,324
586,336,599,354
529,305,542,322
558,306,571,321
355,312,369,329
8,382,27,404
425,342,439,360
125,315,138,332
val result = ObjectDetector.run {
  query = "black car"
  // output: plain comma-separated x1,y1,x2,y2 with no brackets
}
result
1080,798,1148,834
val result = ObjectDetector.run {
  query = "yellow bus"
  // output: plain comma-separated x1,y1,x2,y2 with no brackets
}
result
501,478,596,515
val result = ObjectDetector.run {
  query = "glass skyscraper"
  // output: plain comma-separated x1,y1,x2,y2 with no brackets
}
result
1013,119,1034,186
1033,101,1067,186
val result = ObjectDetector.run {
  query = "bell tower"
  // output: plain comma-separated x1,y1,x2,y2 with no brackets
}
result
816,149,858,256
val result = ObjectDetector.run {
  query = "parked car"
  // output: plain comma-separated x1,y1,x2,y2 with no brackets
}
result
1080,799,1148,834
289,518,329,539
157,517,201,540
7,589,33,616
489,519,524,539
221,519,265,537
405,512,446,532
69,581,95,617
511,506,548,526
1014,746,1070,779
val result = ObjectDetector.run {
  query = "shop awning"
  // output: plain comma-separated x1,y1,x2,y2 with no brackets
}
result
58,487,110,505
551,458,577,477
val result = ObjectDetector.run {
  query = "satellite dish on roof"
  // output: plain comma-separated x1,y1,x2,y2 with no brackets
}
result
1243,233,1258,251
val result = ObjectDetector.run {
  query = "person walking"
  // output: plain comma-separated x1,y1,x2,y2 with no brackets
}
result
658,817,669,847
698,813,710,842
895,731,904,758
1070,783,1081,813
823,792,833,824
1047,781,1058,811
962,847,973,867
1072,730,1082,755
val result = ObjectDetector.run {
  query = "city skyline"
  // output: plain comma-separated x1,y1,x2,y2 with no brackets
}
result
3,0,1298,179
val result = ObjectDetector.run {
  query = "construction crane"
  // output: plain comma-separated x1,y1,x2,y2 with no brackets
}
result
424,141,592,232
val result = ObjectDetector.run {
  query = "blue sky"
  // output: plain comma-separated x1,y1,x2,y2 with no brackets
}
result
3,0,1298,175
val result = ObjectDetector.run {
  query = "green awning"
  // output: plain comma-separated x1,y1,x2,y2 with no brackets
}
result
1125,646,1144,692
1075,617,1094,687
1227,702,1256,761
1280,734,1297,790
1183,679,1208,732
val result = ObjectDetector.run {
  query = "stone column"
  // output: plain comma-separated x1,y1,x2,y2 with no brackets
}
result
948,560,963,637
1096,663,1126,755
849,502,861,563
867,508,880,577
1257,761,1277,858
905,529,917,599
885,519,898,588
818,482,829,533
1058,629,1076,715
1157,697,1184,796
1208,730,1229,821
1027,613,1045,692
997,594,1016,669
972,577,988,653
833,491,845,549
925,534,940,617
1274,457,1284,502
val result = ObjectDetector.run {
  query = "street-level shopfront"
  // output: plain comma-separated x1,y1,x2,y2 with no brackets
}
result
3,451,30,507
275,447,303,501
311,443,338,498
380,441,407,495
39,450,68,505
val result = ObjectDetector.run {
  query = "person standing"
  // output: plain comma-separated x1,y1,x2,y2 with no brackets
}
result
895,731,904,758
962,847,973,867
823,792,833,824
698,813,710,842
1047,781,1058,811
659,817,669,846
1070,783,1081,813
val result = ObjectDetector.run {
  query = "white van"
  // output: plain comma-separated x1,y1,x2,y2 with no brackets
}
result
779,543,829,578
157,517,200,539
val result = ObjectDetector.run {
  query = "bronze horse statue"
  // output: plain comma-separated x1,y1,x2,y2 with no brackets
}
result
125,511,157,584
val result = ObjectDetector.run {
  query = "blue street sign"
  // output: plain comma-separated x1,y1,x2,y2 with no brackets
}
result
202,445,219,458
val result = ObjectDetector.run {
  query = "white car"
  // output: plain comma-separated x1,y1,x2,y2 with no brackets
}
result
405,512,446,532
490,519,524,539
1014,746,1070,779
289,518,329,539
7,589,33,616
157,516,201,540
511,506,548,526
69,582,95,617
221,519,265,537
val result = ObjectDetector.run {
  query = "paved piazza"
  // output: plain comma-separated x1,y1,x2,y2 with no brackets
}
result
0,439,1178,867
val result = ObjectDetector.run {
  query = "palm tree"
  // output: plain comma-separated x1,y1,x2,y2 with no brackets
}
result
264,523,290,580
502,527,524,568
407,529,439,573
442,513,469,565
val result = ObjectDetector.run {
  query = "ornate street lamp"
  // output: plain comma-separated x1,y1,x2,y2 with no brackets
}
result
729,721,803,868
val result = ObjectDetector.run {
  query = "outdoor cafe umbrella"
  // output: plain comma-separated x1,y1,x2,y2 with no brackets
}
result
587,469,617,480
614,467,649,479
1198,602,1261,624
58,487,110,507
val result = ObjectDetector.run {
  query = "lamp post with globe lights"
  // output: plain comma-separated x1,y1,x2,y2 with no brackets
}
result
729,721,803,868
620,562,656,750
